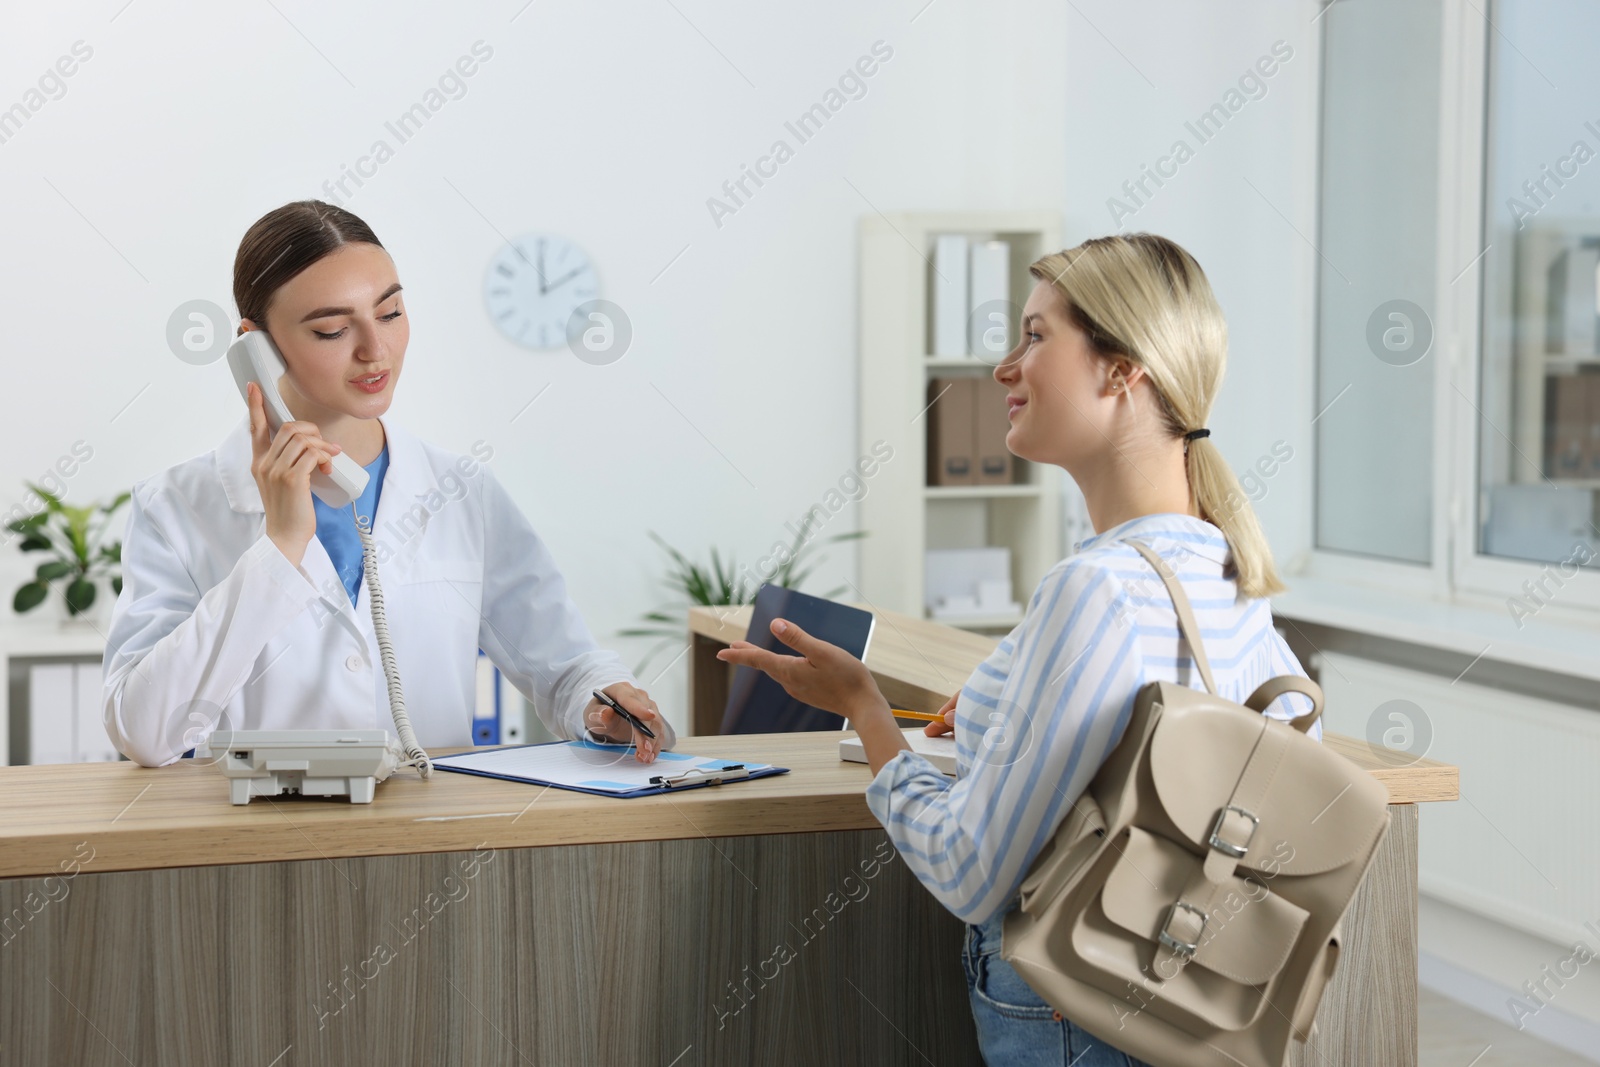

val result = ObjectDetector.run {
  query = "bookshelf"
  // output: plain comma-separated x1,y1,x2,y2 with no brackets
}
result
857,211,1064,633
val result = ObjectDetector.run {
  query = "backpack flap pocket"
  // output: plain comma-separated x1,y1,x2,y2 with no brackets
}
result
1149,702,1391,877
1070,826,1310,1032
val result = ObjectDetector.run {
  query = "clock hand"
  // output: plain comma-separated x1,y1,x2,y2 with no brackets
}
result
542,265,589,292
537,239,549,296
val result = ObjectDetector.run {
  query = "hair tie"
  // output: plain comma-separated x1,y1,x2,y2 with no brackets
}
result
1183,428,1210,442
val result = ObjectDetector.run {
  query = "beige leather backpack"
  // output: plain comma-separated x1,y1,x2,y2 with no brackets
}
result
1001,540,1391,1067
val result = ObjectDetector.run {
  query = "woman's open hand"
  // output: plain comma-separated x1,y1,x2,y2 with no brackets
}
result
716,618,887,722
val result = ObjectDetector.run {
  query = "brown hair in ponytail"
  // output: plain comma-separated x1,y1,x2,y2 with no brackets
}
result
1029,234,1285,598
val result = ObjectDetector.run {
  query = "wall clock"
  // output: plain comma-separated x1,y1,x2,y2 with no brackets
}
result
484,234,598,350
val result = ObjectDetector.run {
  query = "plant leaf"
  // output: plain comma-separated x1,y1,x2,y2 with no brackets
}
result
12,582,48,613
25,483,63,512
62,506,92,562
783,564,819,589
635,611,682,624
36,560,75,581
616,626,684,639
630,635,690,676
65,579,96,614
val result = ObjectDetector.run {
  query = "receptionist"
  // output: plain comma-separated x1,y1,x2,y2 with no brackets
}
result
102,200,674,767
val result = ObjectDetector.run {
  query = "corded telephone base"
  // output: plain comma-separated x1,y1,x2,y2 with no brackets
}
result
206,730,403,805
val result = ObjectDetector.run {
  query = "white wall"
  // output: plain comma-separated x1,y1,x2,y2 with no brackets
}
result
1062,1,1321,569
0,0,1317,732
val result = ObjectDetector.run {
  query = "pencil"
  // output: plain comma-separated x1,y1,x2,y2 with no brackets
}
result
890,708,946,723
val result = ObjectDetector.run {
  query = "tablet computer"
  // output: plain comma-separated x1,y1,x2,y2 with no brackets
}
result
719,584,876,734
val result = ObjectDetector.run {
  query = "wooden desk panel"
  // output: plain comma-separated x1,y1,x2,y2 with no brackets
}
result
0,830,980,1066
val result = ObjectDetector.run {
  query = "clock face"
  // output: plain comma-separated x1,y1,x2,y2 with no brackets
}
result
484,234,599,350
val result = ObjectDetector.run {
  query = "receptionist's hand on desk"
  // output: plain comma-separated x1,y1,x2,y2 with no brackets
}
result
717,619,912,774
582,682,666,763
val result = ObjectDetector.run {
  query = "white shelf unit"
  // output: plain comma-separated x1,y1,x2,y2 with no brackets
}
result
858,211,1063,633
1510,225,1600,487
1,621,107,766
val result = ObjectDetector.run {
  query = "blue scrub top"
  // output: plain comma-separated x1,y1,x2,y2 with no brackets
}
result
313,445,389,605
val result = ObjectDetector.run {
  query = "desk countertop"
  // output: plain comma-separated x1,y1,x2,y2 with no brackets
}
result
691,603,1458,801
0,722,1455,881
0,734,893,880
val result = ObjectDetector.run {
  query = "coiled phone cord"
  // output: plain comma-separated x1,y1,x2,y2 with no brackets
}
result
354,512,433,779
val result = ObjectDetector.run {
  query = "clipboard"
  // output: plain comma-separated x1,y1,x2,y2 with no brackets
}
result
431,739,790,798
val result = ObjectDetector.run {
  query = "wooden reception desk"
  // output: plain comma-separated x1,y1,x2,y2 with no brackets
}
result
0,603,1456,1067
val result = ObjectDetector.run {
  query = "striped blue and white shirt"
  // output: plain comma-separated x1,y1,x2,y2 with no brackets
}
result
865,513,1322,927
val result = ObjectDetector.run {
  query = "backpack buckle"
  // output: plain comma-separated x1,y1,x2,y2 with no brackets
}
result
1209,804,1259,859
1158,901,1207,959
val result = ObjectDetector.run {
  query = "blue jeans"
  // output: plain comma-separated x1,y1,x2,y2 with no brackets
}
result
963,909,1156,1067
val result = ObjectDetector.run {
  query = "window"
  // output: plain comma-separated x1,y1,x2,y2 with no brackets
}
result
1309,0,1600,622
1475,0,1600,575
1313,0,1443,565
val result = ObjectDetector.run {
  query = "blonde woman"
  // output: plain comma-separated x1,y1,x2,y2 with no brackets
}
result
719,234,1321,1066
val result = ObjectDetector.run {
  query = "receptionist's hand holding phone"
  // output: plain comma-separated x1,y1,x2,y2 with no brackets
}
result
246,380,344,568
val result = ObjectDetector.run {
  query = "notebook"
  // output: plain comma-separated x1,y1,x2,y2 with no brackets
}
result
839,728,958,776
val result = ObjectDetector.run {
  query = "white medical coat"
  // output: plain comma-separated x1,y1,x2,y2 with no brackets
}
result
102,414,673,766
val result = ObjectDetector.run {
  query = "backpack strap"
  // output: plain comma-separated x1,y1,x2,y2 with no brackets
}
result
1125,539,1216,696
1125,538,1324,734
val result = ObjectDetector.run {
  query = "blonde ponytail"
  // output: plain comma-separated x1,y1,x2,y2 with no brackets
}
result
1184,437,1284,598
1030,236,1285,599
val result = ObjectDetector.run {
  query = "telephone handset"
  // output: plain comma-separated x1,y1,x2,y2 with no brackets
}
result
209,329,433,803
225,330,370,509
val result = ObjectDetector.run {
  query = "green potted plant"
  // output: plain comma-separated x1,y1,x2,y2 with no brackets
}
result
620,512,865,674
8,485,130,621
